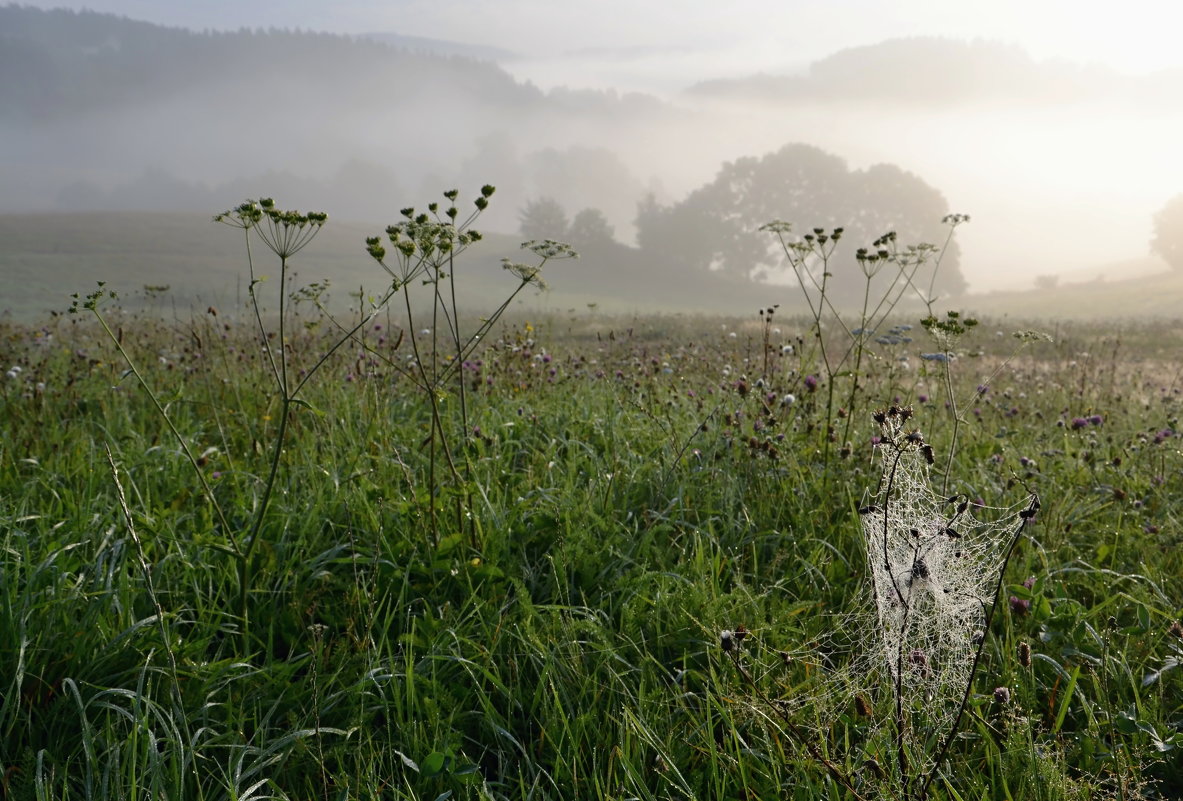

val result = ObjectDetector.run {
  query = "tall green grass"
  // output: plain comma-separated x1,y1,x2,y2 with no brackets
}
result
2,298,1181,799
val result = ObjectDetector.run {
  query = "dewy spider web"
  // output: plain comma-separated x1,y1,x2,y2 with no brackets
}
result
721,405,1036,799
856,405,1033,784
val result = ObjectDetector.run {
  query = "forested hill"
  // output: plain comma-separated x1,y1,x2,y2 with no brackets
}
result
687,36,1183,108
0,5,544,123
0,4,668,230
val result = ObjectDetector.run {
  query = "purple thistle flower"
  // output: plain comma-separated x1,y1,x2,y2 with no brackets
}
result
804,374,819,392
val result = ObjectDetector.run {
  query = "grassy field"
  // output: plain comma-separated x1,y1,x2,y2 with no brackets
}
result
3,200,1183,800
3,283,1182,800
0,212,774,322
2,212,1181,323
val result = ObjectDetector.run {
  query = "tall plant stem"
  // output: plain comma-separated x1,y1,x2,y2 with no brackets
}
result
91,311,238,556
940,356,960,496
238,254,293,646
917,493,1038,800
840,275,875,450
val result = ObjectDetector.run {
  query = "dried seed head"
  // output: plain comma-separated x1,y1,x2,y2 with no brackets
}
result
1018,641,1032,668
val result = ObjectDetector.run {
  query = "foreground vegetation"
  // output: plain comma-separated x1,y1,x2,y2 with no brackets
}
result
3,187,1183,800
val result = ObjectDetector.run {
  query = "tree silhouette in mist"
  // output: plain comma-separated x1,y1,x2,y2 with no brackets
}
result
1152,194,1183,271
519,197,569,241
635,143,965,302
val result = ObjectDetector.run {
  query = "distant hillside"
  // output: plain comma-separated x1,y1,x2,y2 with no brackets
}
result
687,37,1180,108
0,212,775,322
0,5,673,240
357,32,517,62
0,6,542,124
963,266,1183,320
5,212,1181,325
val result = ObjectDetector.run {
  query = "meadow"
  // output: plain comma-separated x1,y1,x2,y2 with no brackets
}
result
2,210,1182,800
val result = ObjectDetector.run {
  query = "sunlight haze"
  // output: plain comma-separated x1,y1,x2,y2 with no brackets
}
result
4,0,1182,297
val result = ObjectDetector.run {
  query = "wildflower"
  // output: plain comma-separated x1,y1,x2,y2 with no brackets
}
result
781,393,796,407
993,686,1011,704
920,352,951,362
1009,595,1030,615
804,375,818,392
1088,414,1104,426
1070,417,1088,430
1018,641,1031,667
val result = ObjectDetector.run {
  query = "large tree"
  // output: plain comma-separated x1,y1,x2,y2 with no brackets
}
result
518,197,569,241
1152,194,1183,270
636,143,966,302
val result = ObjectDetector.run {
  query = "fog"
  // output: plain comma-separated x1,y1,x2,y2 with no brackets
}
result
2,2,1182,301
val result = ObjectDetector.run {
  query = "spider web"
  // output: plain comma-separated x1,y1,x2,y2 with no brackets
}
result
853,408,1032,783
737,408,1033,798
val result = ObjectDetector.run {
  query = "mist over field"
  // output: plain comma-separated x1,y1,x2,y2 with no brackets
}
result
2,2,1182,311
7,6,1183,799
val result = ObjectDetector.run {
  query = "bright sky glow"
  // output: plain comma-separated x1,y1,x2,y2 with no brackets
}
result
18,0,1183,87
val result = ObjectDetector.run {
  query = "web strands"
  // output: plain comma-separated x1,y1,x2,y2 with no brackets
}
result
861,410,1024,755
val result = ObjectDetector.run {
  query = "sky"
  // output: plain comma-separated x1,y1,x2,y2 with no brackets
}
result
9,0,1183,292
17,0,1183,92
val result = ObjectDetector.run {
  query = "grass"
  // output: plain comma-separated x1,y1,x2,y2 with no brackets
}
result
2,296,1182,800
0,212,774,323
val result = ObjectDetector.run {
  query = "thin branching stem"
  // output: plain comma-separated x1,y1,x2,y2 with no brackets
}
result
918,492,1039,800
90,308,239,556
